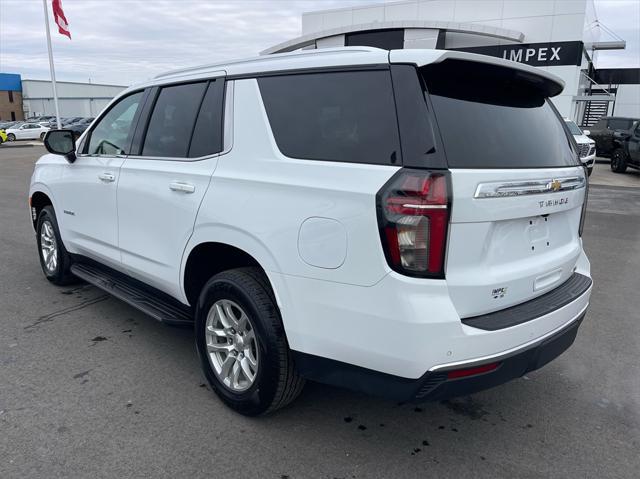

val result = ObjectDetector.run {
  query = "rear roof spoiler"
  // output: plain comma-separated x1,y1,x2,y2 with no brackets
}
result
389,49,565,97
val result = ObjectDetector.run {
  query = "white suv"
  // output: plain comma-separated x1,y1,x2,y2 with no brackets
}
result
30,48,592,415
565,119,596,175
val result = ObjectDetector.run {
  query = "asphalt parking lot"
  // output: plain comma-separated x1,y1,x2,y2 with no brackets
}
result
1,145,639,479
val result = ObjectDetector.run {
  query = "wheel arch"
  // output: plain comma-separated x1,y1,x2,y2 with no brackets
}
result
30,189,54,231
181,240,280,308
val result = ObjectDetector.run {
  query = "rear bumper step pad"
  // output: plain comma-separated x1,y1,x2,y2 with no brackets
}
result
461,272,592,331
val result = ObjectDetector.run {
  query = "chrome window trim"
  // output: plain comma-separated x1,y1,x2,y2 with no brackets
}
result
474,175,586,199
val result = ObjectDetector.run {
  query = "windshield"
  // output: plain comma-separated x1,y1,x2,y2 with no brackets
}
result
565,120,583,135
421,60,578,169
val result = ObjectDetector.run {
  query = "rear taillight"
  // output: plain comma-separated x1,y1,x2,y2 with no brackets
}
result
376,169,450,278
579,166,589,237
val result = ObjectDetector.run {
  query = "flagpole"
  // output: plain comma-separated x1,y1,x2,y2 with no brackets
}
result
42,0,61,129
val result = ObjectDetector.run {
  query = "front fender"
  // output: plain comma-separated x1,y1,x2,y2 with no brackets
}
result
28,182,59,230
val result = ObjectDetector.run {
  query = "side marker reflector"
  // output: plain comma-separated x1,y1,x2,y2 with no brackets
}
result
446,362,501,379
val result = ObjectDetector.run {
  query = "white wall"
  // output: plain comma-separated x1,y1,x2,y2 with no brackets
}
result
613,85,640,118
22,80,124,99
21,80,125,118
299,0,594,118
302,1,590,39
23,98,113,118
404,28,439,49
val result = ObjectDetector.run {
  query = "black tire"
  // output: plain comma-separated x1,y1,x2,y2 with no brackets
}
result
195,267,304,416
7,133,15,141
587,167,592,177
36,206,76,285
611,148,628,173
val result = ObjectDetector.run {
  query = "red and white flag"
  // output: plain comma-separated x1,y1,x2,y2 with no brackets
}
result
52,0,71,39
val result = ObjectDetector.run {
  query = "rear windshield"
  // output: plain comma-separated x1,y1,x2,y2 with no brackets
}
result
565,120,583,135
421,60,578,169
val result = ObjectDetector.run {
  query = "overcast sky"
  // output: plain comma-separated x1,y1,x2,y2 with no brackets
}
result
0,0,638,86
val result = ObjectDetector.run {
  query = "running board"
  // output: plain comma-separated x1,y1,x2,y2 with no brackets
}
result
70,262,194,327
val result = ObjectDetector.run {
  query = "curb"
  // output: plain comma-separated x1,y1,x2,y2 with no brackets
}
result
1,142,43,148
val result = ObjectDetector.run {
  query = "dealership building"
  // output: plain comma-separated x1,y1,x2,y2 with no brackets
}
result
264,0,640,126
0,73,126,121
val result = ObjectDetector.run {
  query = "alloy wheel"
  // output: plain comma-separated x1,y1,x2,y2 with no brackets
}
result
205,299,259,392
40,220,58,274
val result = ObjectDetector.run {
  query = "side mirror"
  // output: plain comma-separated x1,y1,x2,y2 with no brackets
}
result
582,129,590,136
44,130,77,163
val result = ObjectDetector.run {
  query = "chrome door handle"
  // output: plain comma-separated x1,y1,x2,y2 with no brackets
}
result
98,172,116,183
169,181,195,194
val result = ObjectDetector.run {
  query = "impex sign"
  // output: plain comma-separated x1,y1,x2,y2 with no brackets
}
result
452,41,584,67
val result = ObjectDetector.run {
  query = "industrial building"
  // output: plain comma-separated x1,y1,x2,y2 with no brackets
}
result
264,0,640,126
0,73,126,120
0,73,24,121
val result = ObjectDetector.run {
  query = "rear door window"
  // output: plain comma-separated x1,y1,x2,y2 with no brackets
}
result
142,82,207,158
188,80,225,158
421,60,578,169
258,70,401,165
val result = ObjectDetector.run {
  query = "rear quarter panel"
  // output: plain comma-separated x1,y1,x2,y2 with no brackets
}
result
188,78,399,290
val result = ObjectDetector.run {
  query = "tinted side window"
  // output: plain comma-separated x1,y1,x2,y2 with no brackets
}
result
258,70,400,165
142,82,207,158
390,64,444,169
87,91,143,155
608,119,630,130
188,80,225,158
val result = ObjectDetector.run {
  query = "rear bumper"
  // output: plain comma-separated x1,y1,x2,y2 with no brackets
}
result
271,246,591,381
416,310,584,401
293,310,585,402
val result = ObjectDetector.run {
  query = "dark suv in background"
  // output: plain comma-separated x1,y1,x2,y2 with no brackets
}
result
611,121,640,173
588,116,639,157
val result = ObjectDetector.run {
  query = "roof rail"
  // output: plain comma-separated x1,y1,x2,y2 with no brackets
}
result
155,47,384,79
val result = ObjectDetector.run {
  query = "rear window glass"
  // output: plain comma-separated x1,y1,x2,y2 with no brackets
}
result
421,60,578,169
565,121,583,135
258,70,401,165
608,118,633,130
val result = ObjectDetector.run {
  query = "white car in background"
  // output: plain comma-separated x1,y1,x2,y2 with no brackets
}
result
5,122,50,142
565,119,596,176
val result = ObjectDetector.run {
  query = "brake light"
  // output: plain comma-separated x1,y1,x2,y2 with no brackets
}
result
377,169,450,278
579,166,589,237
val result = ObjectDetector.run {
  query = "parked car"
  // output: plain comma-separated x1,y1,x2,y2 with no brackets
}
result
5,122,49,141
33,115,56,122
610,121,640,173
565,119,596,175
30,48,592,415
587,116,639,157
66,118,95,138
0,121,19,130
0,129,7,144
